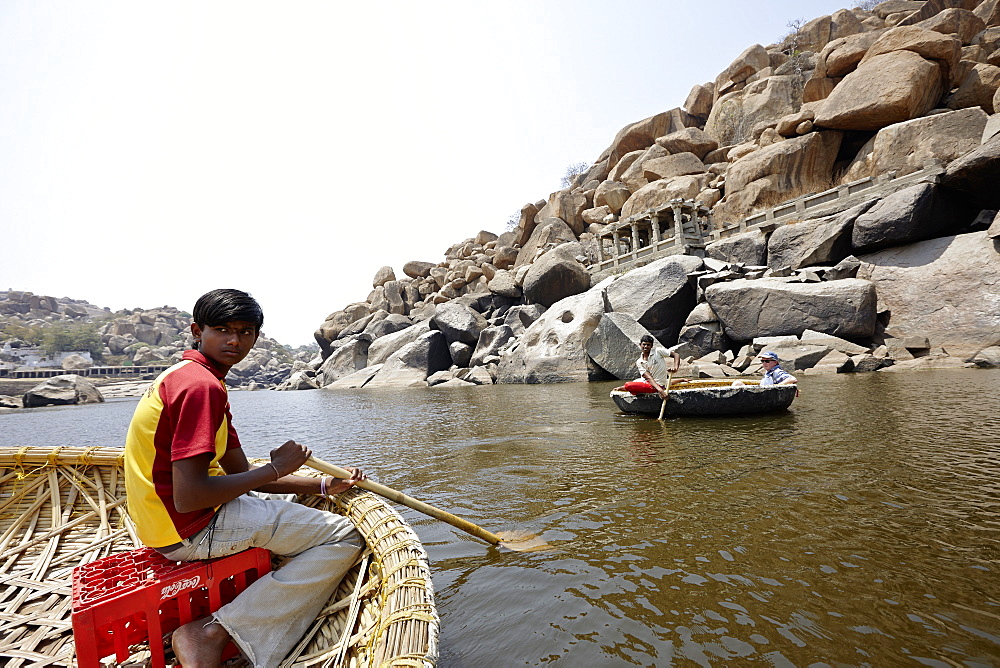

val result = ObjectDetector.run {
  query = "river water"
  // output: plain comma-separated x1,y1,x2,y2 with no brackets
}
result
3,369,1000,666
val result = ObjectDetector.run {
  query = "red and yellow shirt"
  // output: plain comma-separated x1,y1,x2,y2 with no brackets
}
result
124,350,241,548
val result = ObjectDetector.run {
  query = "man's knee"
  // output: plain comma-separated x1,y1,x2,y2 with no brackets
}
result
341,525,365,552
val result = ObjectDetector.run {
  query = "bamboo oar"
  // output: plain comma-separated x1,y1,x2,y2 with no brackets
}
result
658,370,674,420
306,456,549,552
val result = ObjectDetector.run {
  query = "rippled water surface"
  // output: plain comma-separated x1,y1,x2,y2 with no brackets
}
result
4,370,1000,666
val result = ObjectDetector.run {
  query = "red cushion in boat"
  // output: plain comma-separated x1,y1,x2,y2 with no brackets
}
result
623,381,657,394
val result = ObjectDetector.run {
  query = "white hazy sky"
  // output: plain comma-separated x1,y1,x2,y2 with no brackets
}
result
1,0,856,345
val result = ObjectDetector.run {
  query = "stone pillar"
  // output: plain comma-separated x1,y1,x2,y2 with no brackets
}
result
612,230,620,268
651,215,661,245
671,204,683,244
696,207,709,240
631,223,640,260
597,233,605,263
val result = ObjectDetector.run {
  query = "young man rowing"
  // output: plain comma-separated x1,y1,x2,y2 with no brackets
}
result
124,288,366,667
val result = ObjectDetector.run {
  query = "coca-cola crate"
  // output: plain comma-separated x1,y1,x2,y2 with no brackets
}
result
71,546,271,667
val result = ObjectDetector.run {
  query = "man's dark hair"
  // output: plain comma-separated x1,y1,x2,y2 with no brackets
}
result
192,289,264,330
640,334,655,345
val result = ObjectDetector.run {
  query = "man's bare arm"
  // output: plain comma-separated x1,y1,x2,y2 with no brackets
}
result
173,440,309,512
171,441,365,512
173,453,276,513
641,369,668,398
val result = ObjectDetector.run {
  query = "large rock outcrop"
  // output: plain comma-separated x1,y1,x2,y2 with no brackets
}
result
594,181,631,214
940,136,1000,208
706,74,806,147
723,130,843,206
522,245,592,308
470,325,516,367
946,63,1000,113
768,199,878,270
586,312,656,380
301,0,1000,387
23,375,104,407
814,29,957,130
655,127,719,160
497,279,612,383
316,337,370,387
845,107,989,179
705,229,768,266
705,278,878,341
536,190,588,235
677,303,731,359
502,304,547,336
619,176,707,220
514,219,577,268
364,331,452,387
603,255,704,343
857,231,1000,358
600,109,698,167
431,302,488,346
851,182,972,253
366,321,431,366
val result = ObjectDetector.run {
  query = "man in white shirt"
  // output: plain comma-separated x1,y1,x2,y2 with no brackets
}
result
636,334,681,400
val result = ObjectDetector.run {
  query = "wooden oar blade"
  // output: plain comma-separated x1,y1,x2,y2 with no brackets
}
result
307,456,533,552
495,530,553,553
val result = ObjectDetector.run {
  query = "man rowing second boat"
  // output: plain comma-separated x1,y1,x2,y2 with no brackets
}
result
636,334,684,401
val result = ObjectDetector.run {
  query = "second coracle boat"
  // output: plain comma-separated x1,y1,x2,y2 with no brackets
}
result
610,379,797,417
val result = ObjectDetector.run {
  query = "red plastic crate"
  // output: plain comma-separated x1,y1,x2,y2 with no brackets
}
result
71,546,271,668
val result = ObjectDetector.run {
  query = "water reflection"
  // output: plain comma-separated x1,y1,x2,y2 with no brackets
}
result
2,370,999,665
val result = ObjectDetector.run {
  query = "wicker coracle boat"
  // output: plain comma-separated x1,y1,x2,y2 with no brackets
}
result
0,446,439,667
611,379,797,417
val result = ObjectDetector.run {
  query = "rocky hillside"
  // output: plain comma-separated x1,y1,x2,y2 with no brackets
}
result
0,291,313,389
299,0,1000,390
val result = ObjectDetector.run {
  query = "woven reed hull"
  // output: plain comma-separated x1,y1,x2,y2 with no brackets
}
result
611,380,797,416
0,446,439,667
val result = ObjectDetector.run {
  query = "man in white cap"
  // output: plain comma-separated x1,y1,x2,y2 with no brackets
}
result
758,351,797,386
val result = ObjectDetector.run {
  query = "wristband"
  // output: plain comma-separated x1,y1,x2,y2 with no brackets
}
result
320,476,328,496
265,462,280,481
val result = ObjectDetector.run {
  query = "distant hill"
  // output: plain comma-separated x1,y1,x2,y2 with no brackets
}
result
0,290,319,389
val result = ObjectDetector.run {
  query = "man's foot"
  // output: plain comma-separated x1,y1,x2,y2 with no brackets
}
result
172,616,231,668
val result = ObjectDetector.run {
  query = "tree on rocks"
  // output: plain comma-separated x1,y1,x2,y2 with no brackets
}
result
561,161,591,188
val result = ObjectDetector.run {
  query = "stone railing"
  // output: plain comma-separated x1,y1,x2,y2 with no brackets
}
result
587,162,945,279
713,162,946,240
0,364,171,379
589,199,713,280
